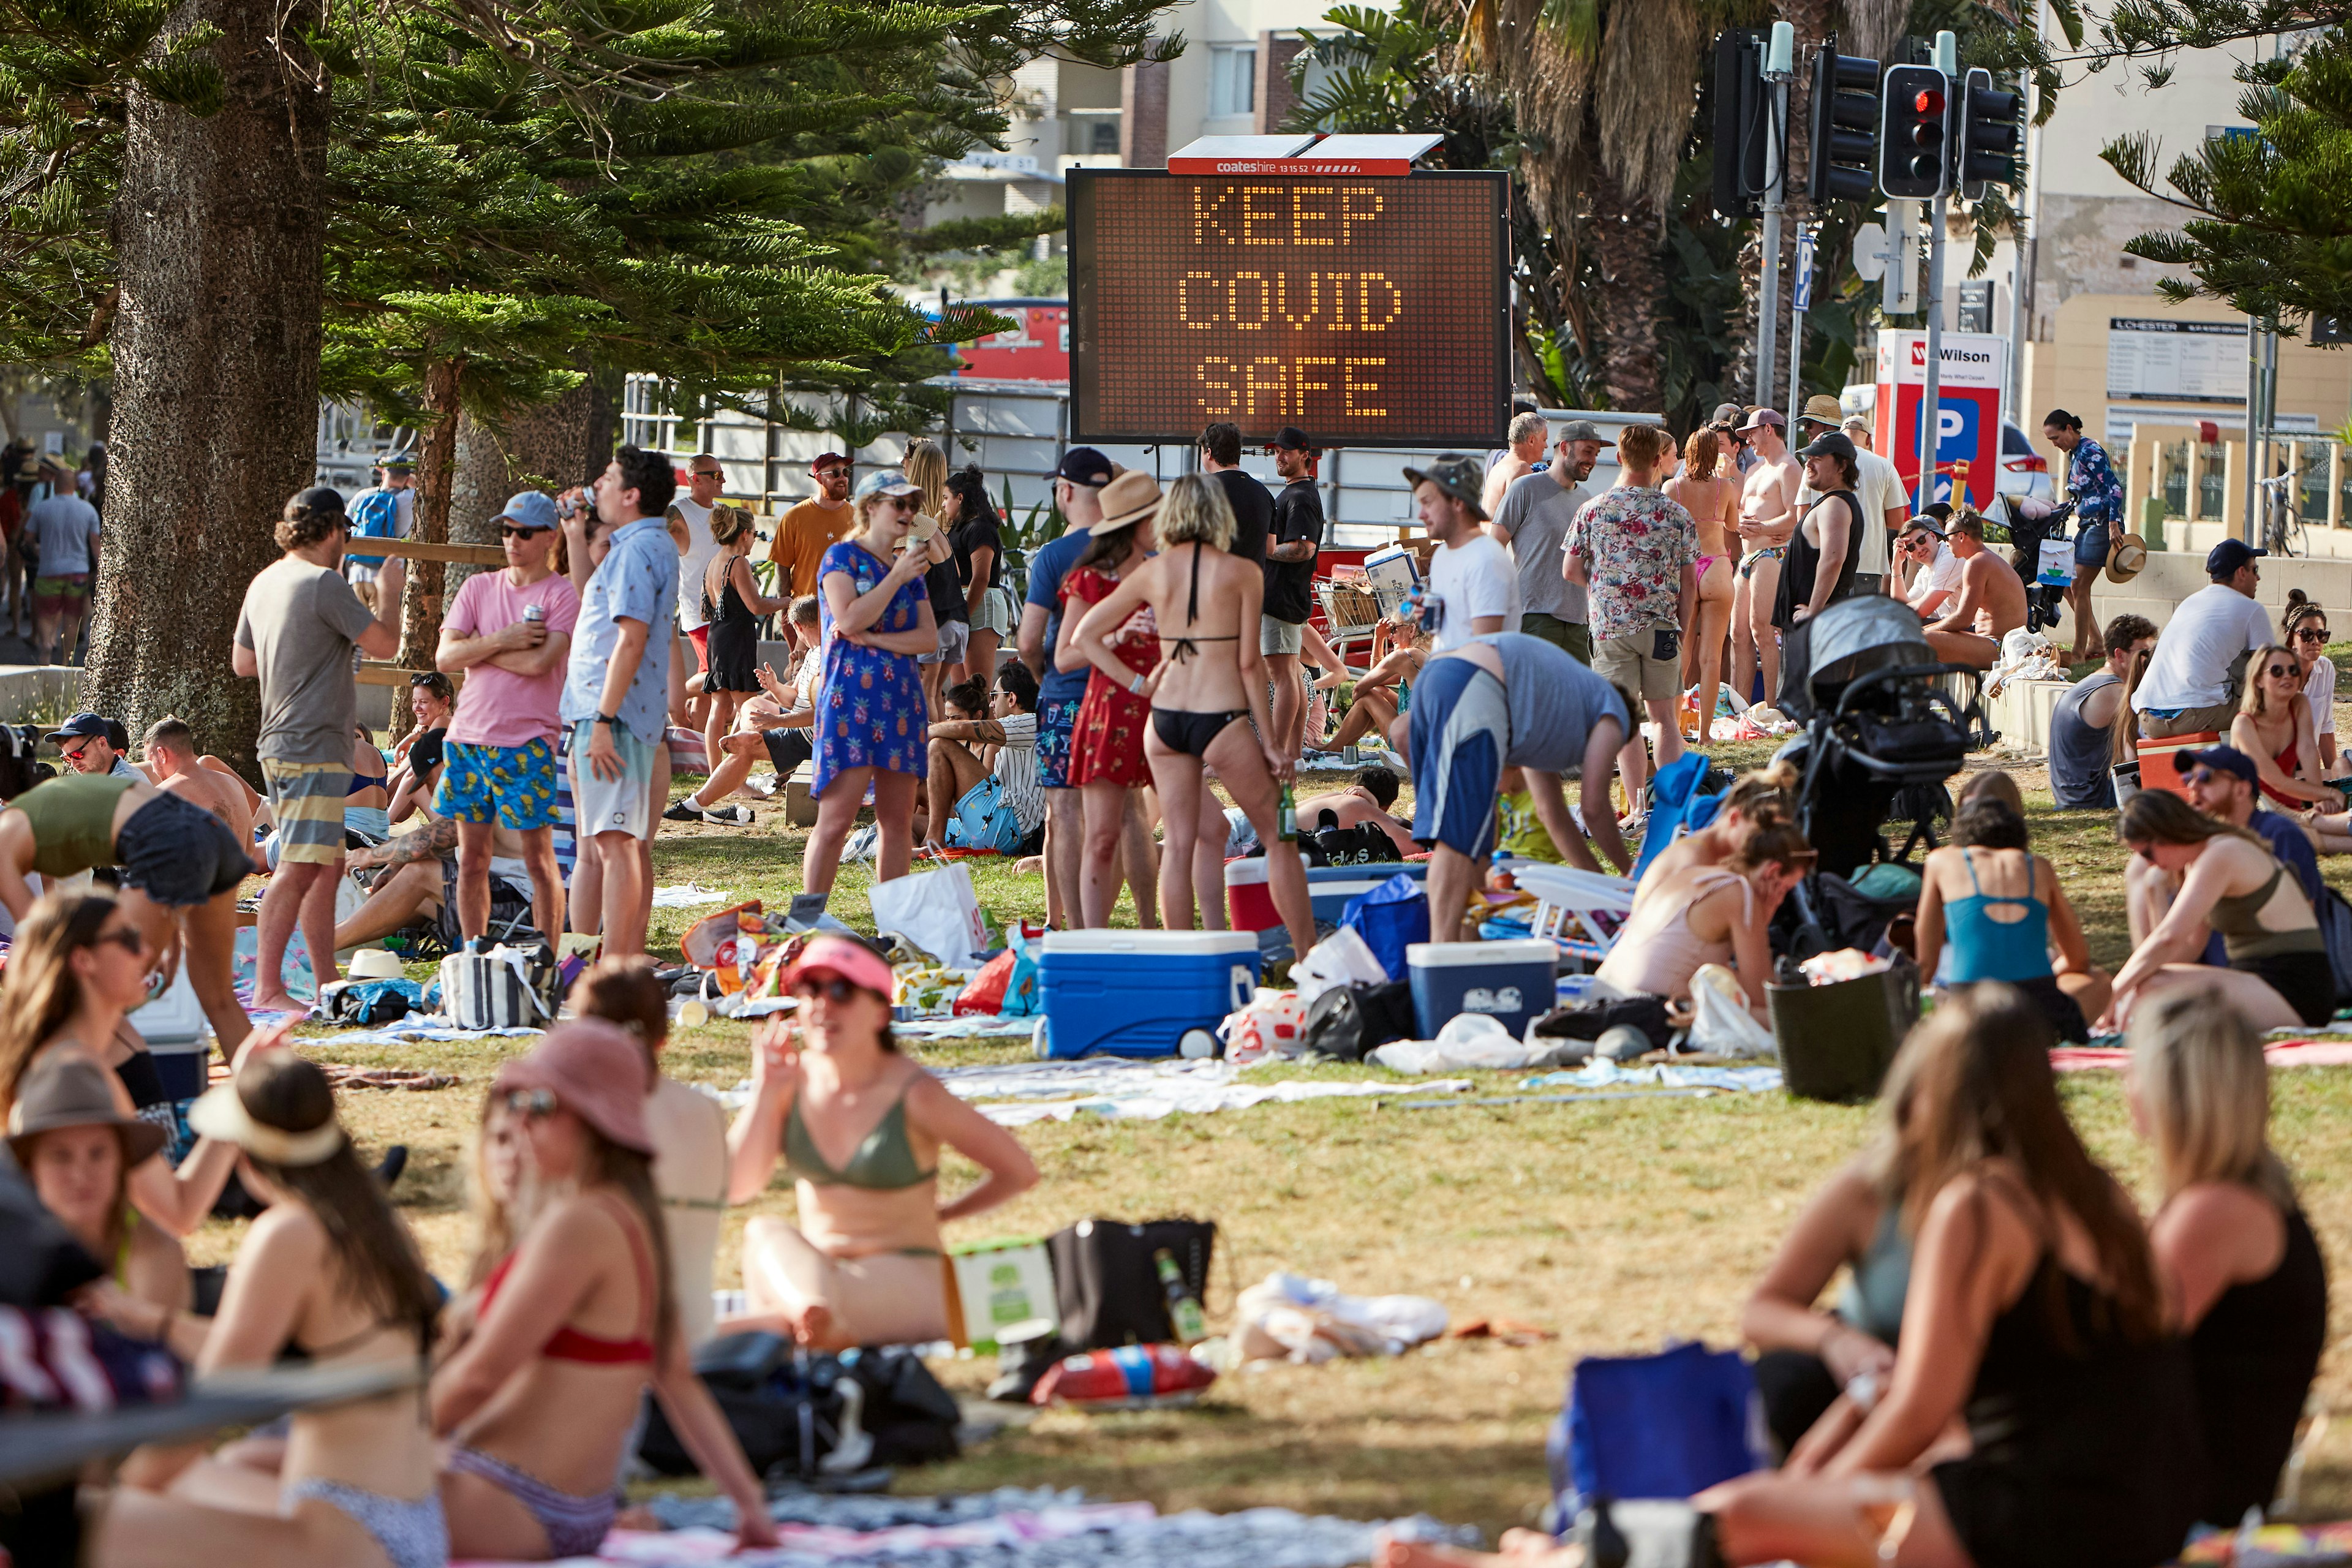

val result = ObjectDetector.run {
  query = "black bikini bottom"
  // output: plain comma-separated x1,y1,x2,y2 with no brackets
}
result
1152,708,1250,758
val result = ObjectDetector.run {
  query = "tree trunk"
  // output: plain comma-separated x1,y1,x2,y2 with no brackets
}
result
394,356,463,699
444,409,509,603
502,375,616,494
1585,164,1667,413
88,0,328,780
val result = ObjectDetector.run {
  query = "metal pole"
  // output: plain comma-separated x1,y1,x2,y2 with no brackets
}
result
2009,62,2034,423
2243,316,2260,541
1919,194,1947,510
1755,34,1791,407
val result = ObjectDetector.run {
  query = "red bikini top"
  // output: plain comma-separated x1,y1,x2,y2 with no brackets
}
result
483,1194,656,1365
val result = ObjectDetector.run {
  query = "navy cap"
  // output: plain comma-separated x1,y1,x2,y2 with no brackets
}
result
1270,425,1318,453
2206,538,2267,578
1055,447,1115,487
2173,745,2258,785
43,712,110,745
294,485,347,521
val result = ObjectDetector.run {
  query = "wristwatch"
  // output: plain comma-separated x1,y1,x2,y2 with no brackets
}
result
595,713,620,726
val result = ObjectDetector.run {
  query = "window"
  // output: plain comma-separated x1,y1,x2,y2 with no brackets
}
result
2196,441,2227,521
2001,423,2034,456
2299,441,2332,526
1208,45,1256,119
1090,120,1120,154
2160,440,2190,518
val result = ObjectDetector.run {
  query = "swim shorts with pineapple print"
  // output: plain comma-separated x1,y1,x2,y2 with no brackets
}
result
434,737,560,831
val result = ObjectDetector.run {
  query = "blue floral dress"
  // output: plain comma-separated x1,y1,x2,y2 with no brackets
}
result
813,540,928,793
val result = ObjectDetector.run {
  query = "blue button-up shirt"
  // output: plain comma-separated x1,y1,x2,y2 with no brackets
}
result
562,514,677,737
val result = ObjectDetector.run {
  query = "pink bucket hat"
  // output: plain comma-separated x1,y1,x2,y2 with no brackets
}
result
786,935,896,1000
492,1019,655,1155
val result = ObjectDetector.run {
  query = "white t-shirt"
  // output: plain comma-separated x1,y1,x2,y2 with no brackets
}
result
671,498,721,631
1798,450,1907,577
1427,534,1523,652
2307,653,2337,737
2132,584,2274,714
1906,542,1964,613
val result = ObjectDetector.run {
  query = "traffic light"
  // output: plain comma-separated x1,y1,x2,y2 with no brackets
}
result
1711,30,1771,220
1807,43,1882,205
1958,66,2024,198
1878,63,1950,199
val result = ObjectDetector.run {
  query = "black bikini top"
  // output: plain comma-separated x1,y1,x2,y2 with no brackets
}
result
1170,541,1242,663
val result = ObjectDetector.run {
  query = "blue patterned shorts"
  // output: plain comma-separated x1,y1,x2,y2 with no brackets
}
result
434,737,560,831
1036,696,1080,790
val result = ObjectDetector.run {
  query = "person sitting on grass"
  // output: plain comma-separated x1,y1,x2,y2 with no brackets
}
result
432,1020,775,1559
723,937,1036,1350
1381,987,2201,1568
2110,788,2335,1033
386,672,455,826
2127,750,2323,959
2231,643,2338,810
1327,626,1430,757
1594,817,1813,1024
1633,761,1798,896
1913,796,2109,1042
919,662,1045,856
1294,769,1415,856
331,817,535,956
668,592,823,824
2129,989,2327,1531
135,716,254,852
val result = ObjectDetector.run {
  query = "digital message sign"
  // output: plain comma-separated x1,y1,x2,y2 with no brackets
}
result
1068,170,1510,448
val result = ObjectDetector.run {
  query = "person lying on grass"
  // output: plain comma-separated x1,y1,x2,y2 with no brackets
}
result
1593,816,1812,1025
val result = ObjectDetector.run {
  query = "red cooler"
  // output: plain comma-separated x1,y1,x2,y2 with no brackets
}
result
1226,858,1279,932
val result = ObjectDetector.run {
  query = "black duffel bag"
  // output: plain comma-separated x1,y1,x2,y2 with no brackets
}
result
637,1331,959,1479
1047,1217,1216,1351
1298,979,1416,1061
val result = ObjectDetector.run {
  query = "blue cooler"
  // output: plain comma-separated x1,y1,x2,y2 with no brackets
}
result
1406,939,1558,1039
1038,931,1261,1059
1308,861,1426,925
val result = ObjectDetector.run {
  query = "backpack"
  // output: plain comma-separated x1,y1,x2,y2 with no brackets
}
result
942,772,1026,855
1310,817,1403,867
346,486,402,569
1298,979,1417,1061
636,1333,959,1479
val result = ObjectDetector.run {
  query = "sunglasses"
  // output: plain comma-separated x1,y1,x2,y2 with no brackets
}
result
2295,627,2328,642
501,1087,559,1120
791,976,862,1005
499,523,552,540
94,924,146,956
692,469,724,481
58,741,90,762
885,496,916,511
2266,663,2301,679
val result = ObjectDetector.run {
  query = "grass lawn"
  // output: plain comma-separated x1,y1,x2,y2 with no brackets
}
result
219,744,2352,1540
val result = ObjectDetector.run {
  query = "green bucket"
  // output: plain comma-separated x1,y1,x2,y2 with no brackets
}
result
1767,963,1920,1102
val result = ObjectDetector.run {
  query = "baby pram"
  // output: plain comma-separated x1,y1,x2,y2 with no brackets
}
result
1772,596,1982,955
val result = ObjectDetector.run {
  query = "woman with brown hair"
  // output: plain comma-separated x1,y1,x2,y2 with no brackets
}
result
432,1020,774,1559
2108,789,2332,1031
1633,761,1796,896
2230,642,2335,809
1665,425,1741,733
95,1050,447,1568
1914,796,2109,1041
1596,816,1814,1023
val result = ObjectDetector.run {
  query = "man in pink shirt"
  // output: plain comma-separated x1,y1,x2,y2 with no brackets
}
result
433,491,580,944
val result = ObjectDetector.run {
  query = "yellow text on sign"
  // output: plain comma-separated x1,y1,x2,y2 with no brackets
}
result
1192,184,1387,247
1195,356,1389,420
1176,271,1402,333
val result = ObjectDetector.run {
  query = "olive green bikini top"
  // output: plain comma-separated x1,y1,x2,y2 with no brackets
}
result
782,1091,936,1191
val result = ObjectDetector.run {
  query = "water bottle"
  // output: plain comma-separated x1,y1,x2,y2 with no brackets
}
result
1278,784,1297,842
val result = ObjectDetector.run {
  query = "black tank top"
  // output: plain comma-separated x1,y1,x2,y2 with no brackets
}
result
1772,490,1860,633
2190,1200,2328,1526
113,1050,166,1112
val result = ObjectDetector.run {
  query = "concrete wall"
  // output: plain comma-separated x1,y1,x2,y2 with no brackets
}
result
2086,551,2336,644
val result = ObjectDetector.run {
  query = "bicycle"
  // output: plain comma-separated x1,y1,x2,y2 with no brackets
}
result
2258,471,2311,558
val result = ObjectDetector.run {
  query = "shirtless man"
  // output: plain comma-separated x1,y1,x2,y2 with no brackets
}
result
1481,411,1549,524
137,715,254,847
1923,510,2027,670
1295,770,1416,855
1732,409,1801,710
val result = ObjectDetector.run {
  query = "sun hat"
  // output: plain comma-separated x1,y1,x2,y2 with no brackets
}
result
2106,532,2149,583
1089,470,1165,535
345,948,406,981
852,469,918,503
1400,455,1489,521
491,1019,655,1155
189,1068,346,1167
494,492,559,532
9,1055,167,1169
1800,394,1844,427
785,935,898,1000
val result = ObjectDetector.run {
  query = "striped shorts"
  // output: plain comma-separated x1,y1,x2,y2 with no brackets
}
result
260,760,352,865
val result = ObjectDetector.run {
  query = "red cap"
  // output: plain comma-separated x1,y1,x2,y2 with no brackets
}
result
786,936,896,1000
493,1019,655,1155
809,451,851,474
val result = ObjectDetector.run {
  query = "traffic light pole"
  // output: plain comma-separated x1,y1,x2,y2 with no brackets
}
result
1754,24,1793,407
1918,192,1947,511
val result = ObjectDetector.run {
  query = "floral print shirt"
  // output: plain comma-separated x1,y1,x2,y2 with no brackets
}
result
2066,436,2125,526
1560,486,1699,645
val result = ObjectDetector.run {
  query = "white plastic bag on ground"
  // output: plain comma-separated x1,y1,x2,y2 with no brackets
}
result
869,863,987,967
1293,927,1388,1004
1218,990,1309,1064
1688,963,1774,1058
1233,1270,1449,1363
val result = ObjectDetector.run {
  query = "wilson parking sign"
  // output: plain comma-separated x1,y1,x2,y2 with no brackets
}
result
1874,331,2008,511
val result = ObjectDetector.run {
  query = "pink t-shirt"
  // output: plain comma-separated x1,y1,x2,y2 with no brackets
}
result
445,570,581,748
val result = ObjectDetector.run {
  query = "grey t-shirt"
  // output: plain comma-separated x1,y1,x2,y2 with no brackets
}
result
1490,470,1591,624
24,496,100,576
1476,631,1631,772
235,559,377,765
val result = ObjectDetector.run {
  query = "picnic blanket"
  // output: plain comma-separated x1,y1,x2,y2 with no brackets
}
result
927,1058,1474,1126
2052,1039,2352,1072
459,1485,1476,1568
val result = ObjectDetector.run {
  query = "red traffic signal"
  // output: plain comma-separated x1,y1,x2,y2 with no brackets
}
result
1912,88,1945,116
1878,63,1951,198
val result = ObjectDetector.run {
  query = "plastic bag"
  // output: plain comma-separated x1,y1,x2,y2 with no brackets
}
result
1293,927,1389,1004
1218,990,1308,1065
1687,964,1774,1059
869,864,986,967
1370,1017,1581,1074
954,928,1042,1018
1232,1270,1448,1363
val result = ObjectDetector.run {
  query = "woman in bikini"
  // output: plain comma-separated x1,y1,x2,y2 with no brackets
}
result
432,1021,775,1559
725,937,1037,1349
2230,643,2336,810
96,1050,448,1568
1666,426,1741,740
1069,475,1318,956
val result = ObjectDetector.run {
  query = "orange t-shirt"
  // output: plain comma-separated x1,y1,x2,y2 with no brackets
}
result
768,500,858,598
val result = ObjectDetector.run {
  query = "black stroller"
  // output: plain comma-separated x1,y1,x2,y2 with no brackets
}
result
1771,596,1986,958
1992,493,2078,636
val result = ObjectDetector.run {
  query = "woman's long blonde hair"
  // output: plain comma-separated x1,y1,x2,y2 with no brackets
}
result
1155,473,1235,551
2242,643,2302,719
0,892,123,1115
903,438,949,523
2130,989,2294,1206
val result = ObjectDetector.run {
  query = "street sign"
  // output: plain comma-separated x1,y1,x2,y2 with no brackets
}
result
1850,221,1888,281
1881,203,1920,314
1875,330,2008,508
1793,228,1817,312
1957,280,1992,333
1066,170,1510,447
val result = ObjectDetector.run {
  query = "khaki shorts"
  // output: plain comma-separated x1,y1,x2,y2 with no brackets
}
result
1262,617,1305,656
2138,701,2239,741
1594,630,1681,704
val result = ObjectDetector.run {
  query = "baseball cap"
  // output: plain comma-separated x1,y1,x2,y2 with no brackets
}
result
1795,432,1856,463
1708,402,1743,429
808,451,851,473
2206,538,2267,578
786,935,897,1000
494,491,559,532
1055,447,1117,487
294,484,349,522
43,712,110,745
851,468,918,501
1736,409,1786,434
2173,745,2258,786
1270,425,1319,453
492,1020,655,1154
1555,419,1615,447
1800,394,1844,426
1401,454,1489,521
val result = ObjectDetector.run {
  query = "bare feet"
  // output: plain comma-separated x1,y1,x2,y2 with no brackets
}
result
250,992,308,1016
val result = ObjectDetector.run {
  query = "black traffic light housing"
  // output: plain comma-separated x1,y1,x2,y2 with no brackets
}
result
1711,30,1775,220
1879,62,1950,200
1807,40,1882,205
1958,66,2023,198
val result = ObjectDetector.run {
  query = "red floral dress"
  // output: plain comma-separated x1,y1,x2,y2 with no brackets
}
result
1061,565,1158,788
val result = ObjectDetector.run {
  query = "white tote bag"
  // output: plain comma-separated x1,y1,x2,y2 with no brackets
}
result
868,863,986,967
2035,538,2077,587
